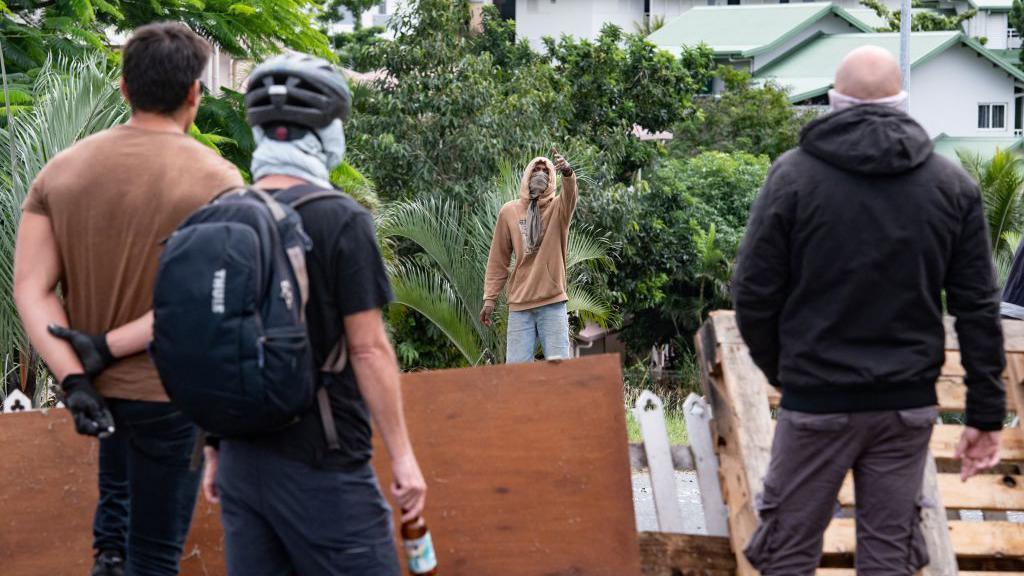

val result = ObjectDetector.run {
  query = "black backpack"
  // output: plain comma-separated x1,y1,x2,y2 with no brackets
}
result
152,186,346,444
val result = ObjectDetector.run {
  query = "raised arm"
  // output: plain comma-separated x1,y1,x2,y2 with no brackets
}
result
554,152,577,221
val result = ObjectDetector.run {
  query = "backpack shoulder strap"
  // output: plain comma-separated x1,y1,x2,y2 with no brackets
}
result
290,190,348,210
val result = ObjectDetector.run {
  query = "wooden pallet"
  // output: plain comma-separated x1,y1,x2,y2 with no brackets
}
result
696,311,1024,576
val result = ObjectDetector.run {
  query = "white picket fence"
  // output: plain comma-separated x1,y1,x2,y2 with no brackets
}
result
631,391,729,536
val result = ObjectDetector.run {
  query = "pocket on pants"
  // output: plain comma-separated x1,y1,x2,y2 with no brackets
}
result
744,483,785,569
898,406,939,429
907,497,931,571
780,409,850,432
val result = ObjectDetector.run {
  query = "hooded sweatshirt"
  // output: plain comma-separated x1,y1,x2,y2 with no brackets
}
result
484,157,578,311
732,105,1006,430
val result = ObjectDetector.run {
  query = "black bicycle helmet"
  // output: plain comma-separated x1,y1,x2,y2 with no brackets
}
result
245,53,351,130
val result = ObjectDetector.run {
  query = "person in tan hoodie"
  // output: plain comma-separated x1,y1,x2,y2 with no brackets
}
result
480,152,576,363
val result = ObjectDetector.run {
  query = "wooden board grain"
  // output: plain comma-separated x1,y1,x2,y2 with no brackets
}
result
638,532,736,576
374,355,641,576
824,518,1024,559
839,472,1024,511
0,355,640,576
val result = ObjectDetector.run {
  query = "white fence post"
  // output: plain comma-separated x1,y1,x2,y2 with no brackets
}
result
683,393,730,537
634,390,685,533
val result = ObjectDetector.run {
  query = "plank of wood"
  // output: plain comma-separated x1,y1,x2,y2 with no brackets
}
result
1007,352,1024,419
635,390,686,533
638,532,736,576
628,443,695,471
919,453,958,576
946,317,1024,353
697,312,775,576
1,356,643,576
824,518,1024,558
840,472,1024,511
683,393,729,537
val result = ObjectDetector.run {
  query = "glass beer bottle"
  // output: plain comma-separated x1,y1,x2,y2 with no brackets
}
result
401,515,438,575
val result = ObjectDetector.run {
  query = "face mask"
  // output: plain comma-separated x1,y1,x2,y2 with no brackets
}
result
829,89,909,112
529,172,549,197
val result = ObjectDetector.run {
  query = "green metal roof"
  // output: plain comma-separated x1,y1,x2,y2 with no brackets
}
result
843,8,891,30
989,48,1023,71
932,133,1024,160
754,32,1024,102
647,3,872,58
966,0,1013,12
844,7,949,30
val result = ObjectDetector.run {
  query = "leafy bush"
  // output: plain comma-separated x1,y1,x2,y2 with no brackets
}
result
580,151,769,357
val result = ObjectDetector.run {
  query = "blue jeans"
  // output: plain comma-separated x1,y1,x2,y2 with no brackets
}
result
217,440,400,576
506,301,570,363
93,400,200,576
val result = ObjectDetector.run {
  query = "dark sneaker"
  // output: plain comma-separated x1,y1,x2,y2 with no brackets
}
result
91,550,125,576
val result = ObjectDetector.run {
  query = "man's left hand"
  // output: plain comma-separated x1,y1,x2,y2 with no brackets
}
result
49,324,115,379
553,152,572,177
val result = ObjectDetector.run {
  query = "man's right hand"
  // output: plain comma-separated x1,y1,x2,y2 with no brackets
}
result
61,374,115,438
391,453,427,523
479,303,494,328
49,324,115,379
955,427,1002,481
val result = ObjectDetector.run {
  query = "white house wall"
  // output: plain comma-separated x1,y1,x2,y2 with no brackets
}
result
910,44,1017,137
516,0,646,49
752,16,865,71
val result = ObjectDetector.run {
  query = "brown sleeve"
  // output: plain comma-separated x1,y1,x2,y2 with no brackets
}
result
483,208,513,305
559,173,578,222
209,160,245,200
22,169,49,216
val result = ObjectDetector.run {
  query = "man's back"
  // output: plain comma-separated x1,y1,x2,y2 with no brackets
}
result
733,105,1004,424
24,125,242,401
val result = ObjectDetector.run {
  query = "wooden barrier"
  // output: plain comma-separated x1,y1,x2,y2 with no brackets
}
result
697,311,1024,576
0,355,641,576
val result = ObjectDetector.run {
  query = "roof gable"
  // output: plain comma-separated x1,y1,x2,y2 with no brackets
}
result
753,32,1024,102
647,3,872,58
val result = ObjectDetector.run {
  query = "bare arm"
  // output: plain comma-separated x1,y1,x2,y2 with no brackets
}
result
106,311,153,358
346,307,425,521
13,212,83,381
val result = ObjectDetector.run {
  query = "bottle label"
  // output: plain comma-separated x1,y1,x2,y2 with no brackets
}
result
404,532,438,573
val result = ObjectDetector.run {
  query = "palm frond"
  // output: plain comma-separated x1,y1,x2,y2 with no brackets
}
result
388,261,484,364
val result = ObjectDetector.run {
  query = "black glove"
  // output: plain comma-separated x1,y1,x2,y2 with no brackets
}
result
49,324,116,379
61,374,116,438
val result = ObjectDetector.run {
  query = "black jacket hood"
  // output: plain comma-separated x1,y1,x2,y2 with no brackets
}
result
799,104,933,176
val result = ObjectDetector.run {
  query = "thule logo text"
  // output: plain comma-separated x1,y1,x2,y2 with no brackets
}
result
212,269,227,314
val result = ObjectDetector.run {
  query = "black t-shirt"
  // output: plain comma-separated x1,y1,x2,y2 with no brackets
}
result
238,185,393,470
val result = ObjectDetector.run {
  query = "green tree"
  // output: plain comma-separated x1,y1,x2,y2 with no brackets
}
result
671,67,813,160
542,26,715,177
860,0,977,32
320,0,381,30
0,55,127,394
578,151,769,356
1012,0,1024,69
377,158,615,365
958,147,1024,284
1,0,332,74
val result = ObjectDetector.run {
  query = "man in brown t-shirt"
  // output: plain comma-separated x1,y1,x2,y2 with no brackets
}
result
13,23,242,576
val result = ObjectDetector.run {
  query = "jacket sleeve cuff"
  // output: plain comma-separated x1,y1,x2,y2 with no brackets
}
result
483,298,496,306
965,415,1005,432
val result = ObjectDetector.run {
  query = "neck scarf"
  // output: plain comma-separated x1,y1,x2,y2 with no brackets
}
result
251,119,346,189
527,171,548,253
829,89,909,112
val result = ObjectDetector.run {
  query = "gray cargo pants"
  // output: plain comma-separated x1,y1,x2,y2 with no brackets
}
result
745,406,937,575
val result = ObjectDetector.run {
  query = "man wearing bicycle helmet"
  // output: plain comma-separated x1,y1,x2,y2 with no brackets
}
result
208,53,426,576
51,53,426,575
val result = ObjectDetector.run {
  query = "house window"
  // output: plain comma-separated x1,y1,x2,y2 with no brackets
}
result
707,0,717,5
727,0,740,4
978,103,1008,130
